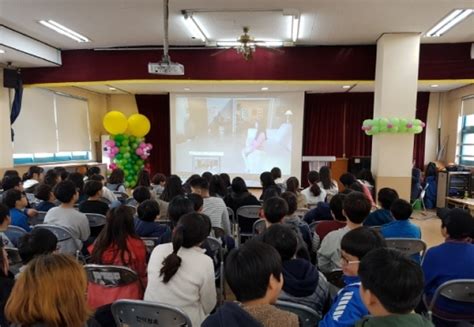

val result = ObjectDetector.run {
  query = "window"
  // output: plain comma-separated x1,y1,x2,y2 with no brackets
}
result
12,88,91,165
457,96,474,166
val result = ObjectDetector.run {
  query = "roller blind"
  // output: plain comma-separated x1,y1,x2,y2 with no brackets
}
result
55,94,91,152
13,88,57,153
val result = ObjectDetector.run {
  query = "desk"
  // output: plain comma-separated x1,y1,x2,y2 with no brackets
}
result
446,197,474,215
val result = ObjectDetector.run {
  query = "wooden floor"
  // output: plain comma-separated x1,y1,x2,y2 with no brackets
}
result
410,210,444,249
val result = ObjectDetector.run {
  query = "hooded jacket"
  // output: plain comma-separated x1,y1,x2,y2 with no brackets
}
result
202,301,262,327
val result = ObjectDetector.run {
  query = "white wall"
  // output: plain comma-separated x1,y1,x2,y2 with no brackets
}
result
0,69,14,168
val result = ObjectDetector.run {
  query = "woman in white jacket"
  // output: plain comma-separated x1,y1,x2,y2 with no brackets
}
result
145,212,216,326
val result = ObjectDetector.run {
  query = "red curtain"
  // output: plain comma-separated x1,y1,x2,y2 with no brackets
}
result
135,94,171,176
344,93,374,158
413,92,430,169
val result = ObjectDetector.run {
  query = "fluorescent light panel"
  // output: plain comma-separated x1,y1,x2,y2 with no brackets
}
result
426,9,473,37
39,20,90,42
0,49,4,54
183,15,208,42
292,15,300,42
216,41,283,48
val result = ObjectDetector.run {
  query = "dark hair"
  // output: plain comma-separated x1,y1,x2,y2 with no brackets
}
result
91,206,139,265
22,166,44,182
262,224,298,261
220,173,231,188
137,200,160,222
263,196,288,224
390,199,412,220
86,166,101,178
285,177,300,194
307,171,322,197
359,248,424,314
53,167,69,181
442,208,474,239
83,180,103,197
2,170,19,179
425,162,437,178
202,172,213,184
1,176,21,191
0,203,9,225
271,167,282,180
34,183,52,202
66,173,84,194
225,240,282,302
183,174,200,194
44,170,59,187
319,166,336,190
159,175,184,202
189,177,209,190
187,193,203,211
151,173,166,185
349,181,364,193
18,229,58,264
3,189,22,209
341,227,386,259
343,191,371,224
231,177,248,194
89,174,105,182
357,169,375,186
339,173,356,187
330,193,347,221
260,172,276,189
133,186,151,204
280,192,297,215
160,212,211,283
167,195,195,226
137,169,151,188
53,181,77,203
377,188,399,210
209,175,226,197
108,168,125,184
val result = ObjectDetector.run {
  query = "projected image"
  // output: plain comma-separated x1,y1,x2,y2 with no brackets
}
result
172,93,303,185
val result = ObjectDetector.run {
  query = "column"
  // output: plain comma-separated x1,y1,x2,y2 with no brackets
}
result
0,69,14,169
371,33,421,200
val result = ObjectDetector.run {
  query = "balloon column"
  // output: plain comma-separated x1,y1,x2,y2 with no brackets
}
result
103,111,153,188
361,118,425,136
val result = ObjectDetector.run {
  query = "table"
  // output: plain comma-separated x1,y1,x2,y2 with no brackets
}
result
445,197,474,215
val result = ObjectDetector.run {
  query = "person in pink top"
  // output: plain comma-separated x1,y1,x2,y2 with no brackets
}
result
242,121,267,157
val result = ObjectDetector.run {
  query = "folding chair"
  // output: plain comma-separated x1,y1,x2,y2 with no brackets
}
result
141,237,159,254
5,225,28,247
413,183,429,211
111,299,192,327
426,279,474,323
385,238,427,262
84,213,107,228
236,205,262,245
206,236,225,305
5,247,22,275
309,221,322,232
30,211,47,226
85,264,138,288
227,207,236,238
32,224,81,255
275,301,321,327
113,191,129,203
99,197,112,205
125,198,138,206
252,218,266,236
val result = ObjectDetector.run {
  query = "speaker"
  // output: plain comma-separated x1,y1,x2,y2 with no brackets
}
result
471,43,474,60
3,68,20,88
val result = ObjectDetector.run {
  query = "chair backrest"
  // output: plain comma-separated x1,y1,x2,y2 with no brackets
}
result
206,236,224,278
141,237,159,254
113,191,129,202
99,197,111,205
85,264,139,287
236,205,262,235
5,247,22,265
227,207,235,224
275,301,321,327
84,213,107,227
212,226,226,239
428,279,474,321
30,211,47,226
5,225,28,243
252,218,267,236
32,224,80,254
385,238,427,258
125,204,137,214
309,220,322,232
112,299,192,327
125,198,138,206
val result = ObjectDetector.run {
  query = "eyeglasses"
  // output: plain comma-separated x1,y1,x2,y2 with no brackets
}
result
341,256,360,266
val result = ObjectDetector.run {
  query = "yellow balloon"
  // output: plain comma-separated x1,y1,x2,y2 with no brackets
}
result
127,114,151,137
103,111,128,135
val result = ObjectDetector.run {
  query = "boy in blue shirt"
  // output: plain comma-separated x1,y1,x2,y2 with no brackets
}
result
320,227,386,327
381,199,421,239
363,188,398,227
3,189,31,232
134,199,169,239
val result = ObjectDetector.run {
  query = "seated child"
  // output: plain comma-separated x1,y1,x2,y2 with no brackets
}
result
357,248,433,326
320,227,386,327
363,188,398,227
262,224,329,316
79,180,109,216
281,192,313,252
134,200,169,239
422,208,474,317
18,228,58,274
3,189,31,232
0,204,14,247
313,194,347,250
187,193,204,212
203,240,299,327
34,183,56,212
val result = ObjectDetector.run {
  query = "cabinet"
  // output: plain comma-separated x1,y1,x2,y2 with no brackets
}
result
436,171,471,208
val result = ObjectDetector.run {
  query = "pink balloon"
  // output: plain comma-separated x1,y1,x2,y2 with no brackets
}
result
112,147,119,154
105,140,115,147
109,163,117,170
136,148,144,156
139,142,147,149
140,155,147,160
147,143,153,150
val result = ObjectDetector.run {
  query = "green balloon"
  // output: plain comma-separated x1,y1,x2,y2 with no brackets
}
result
122,140,129,146
124,153,131,159
399,118,408,128
362,119,373,127
399,126,408,133
413,126,423,134
129,136,136,142
390,118,400,127
379,126,388,133
390,126,399,133
366,130,374,136
413,119,422,126
371,126,380,134
379,118,389,128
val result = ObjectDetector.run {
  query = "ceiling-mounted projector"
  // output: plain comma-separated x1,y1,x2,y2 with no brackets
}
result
148,61,184,75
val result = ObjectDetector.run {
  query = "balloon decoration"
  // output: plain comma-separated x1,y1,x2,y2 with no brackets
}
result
361,117,425,136
103,111,153,188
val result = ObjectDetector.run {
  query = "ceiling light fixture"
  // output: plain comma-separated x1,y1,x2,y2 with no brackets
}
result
261,87,269,91
184,87,191,91
182,13,208,42
342,85,351,89
425,9,473,37
292,14,300,42
430,84,439,88
0,49,4,54
39,20,90,42
108,87,117,91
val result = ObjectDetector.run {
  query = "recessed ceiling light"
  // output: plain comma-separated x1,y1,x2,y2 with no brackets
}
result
39,20,90,43
108,87,117,91
261,87,269,91
342,85,351,89
425,9,473,37
431,84,439,88
184,87,191,91
0,49,5,54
